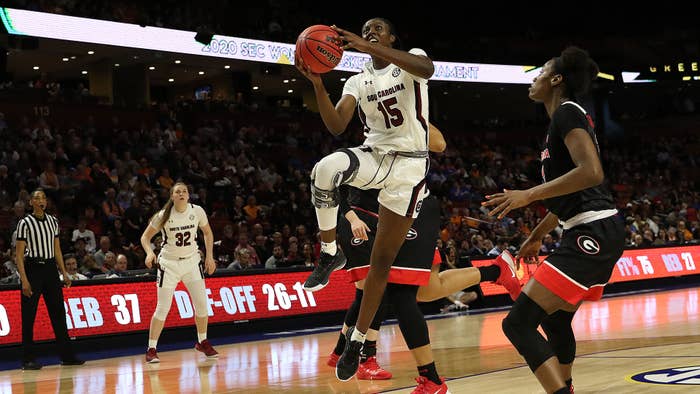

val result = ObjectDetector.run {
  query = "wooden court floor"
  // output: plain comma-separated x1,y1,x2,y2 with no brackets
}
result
3,287,699,393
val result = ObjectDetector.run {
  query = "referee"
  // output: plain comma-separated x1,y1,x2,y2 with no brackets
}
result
16,189,84,370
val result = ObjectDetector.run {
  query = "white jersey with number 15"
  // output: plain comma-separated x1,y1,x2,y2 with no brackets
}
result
342,48,430,155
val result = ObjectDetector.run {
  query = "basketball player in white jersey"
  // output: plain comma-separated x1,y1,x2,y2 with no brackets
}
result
140,182,218,363
296,17,448,393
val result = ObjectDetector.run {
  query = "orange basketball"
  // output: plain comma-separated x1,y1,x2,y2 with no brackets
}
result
295,25,343,74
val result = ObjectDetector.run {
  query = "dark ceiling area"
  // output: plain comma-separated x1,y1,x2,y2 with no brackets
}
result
1,1,698,125
4,1,699,72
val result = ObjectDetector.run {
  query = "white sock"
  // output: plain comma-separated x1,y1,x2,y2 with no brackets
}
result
316,206,339,234
198,332,207,343
321,240,337,255
148,339,157,349
350,328,366,343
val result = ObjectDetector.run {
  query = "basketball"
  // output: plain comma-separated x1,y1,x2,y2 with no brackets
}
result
295,25,343,74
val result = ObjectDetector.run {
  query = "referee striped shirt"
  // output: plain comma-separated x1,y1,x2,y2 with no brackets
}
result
16,214,60,259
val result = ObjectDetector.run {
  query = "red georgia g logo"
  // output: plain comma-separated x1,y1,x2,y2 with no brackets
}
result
577,235,600,255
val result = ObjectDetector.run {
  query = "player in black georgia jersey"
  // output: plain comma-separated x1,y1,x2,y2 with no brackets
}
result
482,46,625,394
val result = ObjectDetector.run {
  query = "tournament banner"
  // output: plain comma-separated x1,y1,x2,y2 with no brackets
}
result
472,245,700,296
0,270,355,346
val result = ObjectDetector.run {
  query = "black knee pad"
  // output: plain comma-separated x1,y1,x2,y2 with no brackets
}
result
501,294,553,372
386,283,429,349
541,310,576,364
344,288,363,327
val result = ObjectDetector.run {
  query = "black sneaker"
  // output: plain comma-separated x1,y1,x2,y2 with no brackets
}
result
335,326,363,381
303,249,346,292
22,360,42,370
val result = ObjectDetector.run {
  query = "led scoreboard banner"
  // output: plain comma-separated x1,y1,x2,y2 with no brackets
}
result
0,270,356,346
0,245,698,346
0,7,538,84
473,245,700,297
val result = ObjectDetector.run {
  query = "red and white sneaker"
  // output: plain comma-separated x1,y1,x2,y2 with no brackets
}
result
356,356,392,380
327,352,340,367
494,250,522,301
411,376,450,394
145,347,160,363
195,339,219,358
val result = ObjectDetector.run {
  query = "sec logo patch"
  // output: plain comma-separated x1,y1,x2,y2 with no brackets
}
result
629,366,700,385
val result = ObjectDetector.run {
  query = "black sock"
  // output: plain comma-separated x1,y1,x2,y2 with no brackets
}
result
333,332,346,355
553,387,569,394
361,340,376,362
417,361,441,385
566,378,573,391
478,265,500,282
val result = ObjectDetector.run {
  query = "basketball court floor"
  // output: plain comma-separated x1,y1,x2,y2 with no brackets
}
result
3,287,698,393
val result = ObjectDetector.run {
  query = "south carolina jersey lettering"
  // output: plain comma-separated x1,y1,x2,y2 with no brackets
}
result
540,101,614,220
152,204,208,260
342,48,430,154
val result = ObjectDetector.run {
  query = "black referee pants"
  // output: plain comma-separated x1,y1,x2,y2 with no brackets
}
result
21,261,74,362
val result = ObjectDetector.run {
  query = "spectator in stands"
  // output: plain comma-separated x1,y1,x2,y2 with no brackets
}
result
243,195,261,223
11,201,27,230
443,246,458,269
80,255,102,278
37,162,60,201
102,187,124,224
468,234,487,256
192,187,210,212
106,254,129,278
677,220,694,242
234,233,260,266
102,251,117,273
653,228,668,246
691,220,700,241
83,206,103,237
265,245,287,269
228,195,246,223
270,231,283,249
71,217,96,253
286,240,304,267
540,233,559,254
124,197,145,245
1,249,19,284
667,227,680,245
302,241,316,267
60,255,87,281
642,230,655,247
482,238,494,254
108,217,129,252
487,238,509,257
186,160,207,185
253,234,270,262
215,224,237,267
93,236,112,271
227,249,255,270
632,233,645,247
157,168,174,190
296,224,310,245
72,238,89,263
